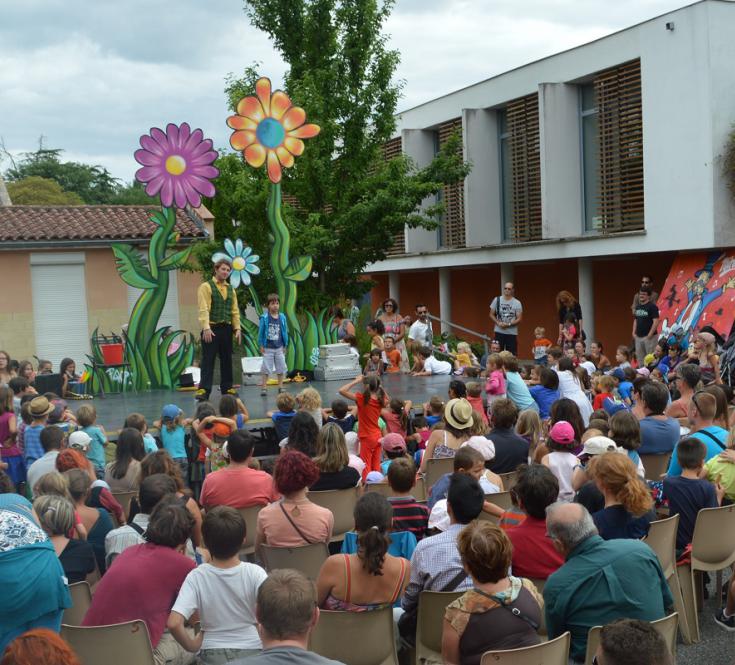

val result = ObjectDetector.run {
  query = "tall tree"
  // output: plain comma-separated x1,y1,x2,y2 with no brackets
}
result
208,0,469,308
6,176,84,205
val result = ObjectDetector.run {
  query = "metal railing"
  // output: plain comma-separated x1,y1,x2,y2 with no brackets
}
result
427,313,491,356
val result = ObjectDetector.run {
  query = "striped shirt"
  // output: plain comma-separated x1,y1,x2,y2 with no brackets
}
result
388,496,429,541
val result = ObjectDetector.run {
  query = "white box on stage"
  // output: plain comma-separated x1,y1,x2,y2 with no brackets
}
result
318,343,350,358
314,343,360,381
241,356,263,385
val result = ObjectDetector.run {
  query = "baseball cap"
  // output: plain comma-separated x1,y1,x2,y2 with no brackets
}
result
636,367,651,378
162,404,181,421
68,431,92,451
578,436,624,458
380,433,406,453
463,436,496,461
365,471,385,484
548,420,576,446
611,368,626,381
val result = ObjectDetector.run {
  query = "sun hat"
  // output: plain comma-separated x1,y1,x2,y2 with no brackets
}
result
29,396,54,418
428,499,450,532
68,431,92,451
548,420,576,446
578,436,624,458
380,433,406,453
462,436,496,462
444,398,474,430
162,404,181,421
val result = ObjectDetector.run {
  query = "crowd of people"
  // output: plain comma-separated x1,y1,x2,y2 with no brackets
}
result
0,271,733,665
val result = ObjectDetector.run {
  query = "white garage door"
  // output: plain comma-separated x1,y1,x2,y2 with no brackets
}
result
31,253,90,370
127,269,180,332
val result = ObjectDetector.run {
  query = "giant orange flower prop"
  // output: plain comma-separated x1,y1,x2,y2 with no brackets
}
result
227,77,320,183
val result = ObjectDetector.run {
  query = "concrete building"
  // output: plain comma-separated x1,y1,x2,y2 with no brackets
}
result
368,0,735,356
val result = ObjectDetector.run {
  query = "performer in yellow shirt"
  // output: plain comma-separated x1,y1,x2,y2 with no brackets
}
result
196,258,241,401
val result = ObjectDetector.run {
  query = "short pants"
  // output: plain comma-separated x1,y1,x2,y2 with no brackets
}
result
261,347,287,375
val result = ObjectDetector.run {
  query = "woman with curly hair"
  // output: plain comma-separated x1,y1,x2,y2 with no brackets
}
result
255,450,333,556
555,291,584,346
316,492,409,611
1,628,81,665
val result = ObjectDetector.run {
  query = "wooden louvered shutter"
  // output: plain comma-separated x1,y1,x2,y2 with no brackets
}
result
382,137,405,256
507,94,541,241
438,118,466,249
595,59,643,232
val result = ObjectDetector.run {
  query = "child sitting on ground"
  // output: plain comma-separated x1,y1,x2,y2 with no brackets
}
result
384,336,402,373
267,392,297,441
124,412,159,454
451,342,479,376
465,382,488,425
363,349,384,377
198,396,240,473
168,506,267,661
664,437,722,552
427,445,502,510
76,404,108,480
541,420,579,502
532,327,553,366
386,457,429,541
381,398,417,447
423,396,444,428
613,345,632,372
593,375,615,411
296,387,323,430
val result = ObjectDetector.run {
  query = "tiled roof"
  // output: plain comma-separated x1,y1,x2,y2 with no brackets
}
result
0,205,208,244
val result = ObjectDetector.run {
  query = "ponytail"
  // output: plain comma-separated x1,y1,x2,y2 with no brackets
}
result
588,453,653,516
353,492,393,576
356,526,391,576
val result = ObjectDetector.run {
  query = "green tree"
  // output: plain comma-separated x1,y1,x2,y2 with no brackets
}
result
6,176,84,205
206,0,469,309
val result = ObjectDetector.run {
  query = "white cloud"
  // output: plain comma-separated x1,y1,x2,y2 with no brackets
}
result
0,0,689,181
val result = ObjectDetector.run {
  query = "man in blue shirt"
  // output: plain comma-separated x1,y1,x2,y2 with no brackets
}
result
544,502,672,663
638,382,680,455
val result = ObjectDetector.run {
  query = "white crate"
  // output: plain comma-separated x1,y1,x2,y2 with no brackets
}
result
317,355,361,370
241,356,263,385
314,366,362,381
319,343,350,358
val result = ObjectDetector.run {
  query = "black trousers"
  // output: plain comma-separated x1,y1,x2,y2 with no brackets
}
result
200,323,233,394
495,332,518,355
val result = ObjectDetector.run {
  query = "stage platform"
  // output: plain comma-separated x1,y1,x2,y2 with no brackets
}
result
75,373,460,430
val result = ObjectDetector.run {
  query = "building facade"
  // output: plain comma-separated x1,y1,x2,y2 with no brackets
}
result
368,0,735,356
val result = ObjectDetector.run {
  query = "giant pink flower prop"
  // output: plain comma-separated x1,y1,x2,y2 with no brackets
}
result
134,122,219,208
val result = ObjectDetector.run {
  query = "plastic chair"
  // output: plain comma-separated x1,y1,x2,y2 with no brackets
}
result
498,471,518,490
677,504,735,642
309,488,359,542
643,514,691,643
640,454,672,480
487,491,513,512
424,458,455,494
62,581,92,626
479,631,570,665
584,613,678,665
413,476,427,502
61,620,155,665
111,491,136,523
237,504,263,557
309,606,399,665
415,591,464,664
260,542,329,580
366,483,395,498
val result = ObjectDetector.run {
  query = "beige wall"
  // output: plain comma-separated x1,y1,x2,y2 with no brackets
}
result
0,252,35,360
178,267,201,336
85,248,129,336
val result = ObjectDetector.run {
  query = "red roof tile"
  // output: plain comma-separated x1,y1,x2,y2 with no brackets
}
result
0,205,208,244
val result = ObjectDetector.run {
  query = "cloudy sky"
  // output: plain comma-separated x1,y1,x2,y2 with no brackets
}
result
1,0,688,182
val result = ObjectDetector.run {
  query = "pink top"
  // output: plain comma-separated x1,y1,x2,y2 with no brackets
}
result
257,499,333,547
485,370,506,397
200,466,280,510
0,412,19,456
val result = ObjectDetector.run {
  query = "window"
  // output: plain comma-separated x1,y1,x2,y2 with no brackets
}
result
382,136,405,256
498,110,514,241
437,118,466,249
580,83,600,231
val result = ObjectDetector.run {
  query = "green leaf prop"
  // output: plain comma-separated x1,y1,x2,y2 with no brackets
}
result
283,255,312,282
112,244,157,289
159,247,192,270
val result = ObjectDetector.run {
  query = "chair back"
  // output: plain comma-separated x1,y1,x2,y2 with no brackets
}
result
62,581,92,626
479,631,570,665
487,491,513,512
691,504,735,571
413,476,427,502
416,591,464,664
424,458,455,493
640,454,672,480
111,491,136,523
309,606,399,665
584,614,678,665
366,483,395,498
260,542,329,579
498,471,518,490
309,488,359,542
643,514,679,578
61,620,155,665
237,504,263,556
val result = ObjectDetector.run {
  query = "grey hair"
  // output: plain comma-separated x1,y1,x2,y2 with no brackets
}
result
545,502,598,550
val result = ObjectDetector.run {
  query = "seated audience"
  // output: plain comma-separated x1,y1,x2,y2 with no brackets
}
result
571,436,619,514
0,627,82,665
104,427,145,493
442,521,543,665
595,618,673,665
344,431,366,477
124,412,159,454
268,392,297,442
666,363,700,418
317,493,410,610
506,464,565,579
200,430,279,510
310,424,361,491
255,451,333,556
529,367,560,420
83,499,197,665
556,357,593,425
282,411,319,456
325,398,356,435
419,398,474,473
541,421,578,502
638,382,680,455
26,426,64,496
385,457,429,541
543,502,672,663
428,446,500,511
486,399,529,473
716,571,735,631
608,410,645,477
168,507,267,664
34,494,96,584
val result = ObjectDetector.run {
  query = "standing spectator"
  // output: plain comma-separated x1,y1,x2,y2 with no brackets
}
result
0,385,22,491
83,499,197,665
23,397,54,469
638,382,680,455
632,288,660,365
543,502,672,662
489,283,523,355
339,376,388,475
200,431,279,510
407,304,434,355
75,405,107,478
499,354,538,414
379,298,409,372
196,257,241,402
631,275,659,314
556,291,584,346
487,399,530,474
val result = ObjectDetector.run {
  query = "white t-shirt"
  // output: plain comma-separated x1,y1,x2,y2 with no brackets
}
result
172,561,267,650
408,319,433,346
422,355,452,375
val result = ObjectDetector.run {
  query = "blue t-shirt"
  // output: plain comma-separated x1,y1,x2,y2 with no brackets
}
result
618,381,634,403
272,410,296,441
529,385,559,419
667,426,728,477
143,433,159,454
426,415,441,428
663,475,718,550
266,315,284,349
639,416,680,455
160,425,187,459
328,414,356,435
592,504,653,540
82,425,107,469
